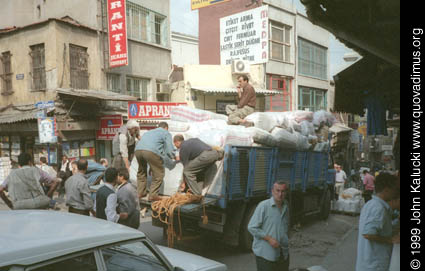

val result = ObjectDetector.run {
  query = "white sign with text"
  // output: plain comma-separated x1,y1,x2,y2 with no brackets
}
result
220,5,269,65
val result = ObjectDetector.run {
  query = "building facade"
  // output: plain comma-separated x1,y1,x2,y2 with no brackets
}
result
0,0,172,165
198,0,332,113
171,32,199,67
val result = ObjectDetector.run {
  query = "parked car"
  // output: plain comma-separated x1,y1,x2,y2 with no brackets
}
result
0,210,227,271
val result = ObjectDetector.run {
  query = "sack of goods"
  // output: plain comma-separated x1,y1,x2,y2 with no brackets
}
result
332,188,363,214
170,106,228,123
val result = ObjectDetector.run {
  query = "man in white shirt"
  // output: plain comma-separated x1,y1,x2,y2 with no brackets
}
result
334,165,347,199
112,120,140,171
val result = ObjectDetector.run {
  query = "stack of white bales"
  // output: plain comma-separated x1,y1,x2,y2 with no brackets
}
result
332,187,364,214
166,106,337,152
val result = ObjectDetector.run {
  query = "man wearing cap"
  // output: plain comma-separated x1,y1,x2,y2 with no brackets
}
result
112,120,140,171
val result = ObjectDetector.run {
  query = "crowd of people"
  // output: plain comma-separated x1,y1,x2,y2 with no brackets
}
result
0,118,226,230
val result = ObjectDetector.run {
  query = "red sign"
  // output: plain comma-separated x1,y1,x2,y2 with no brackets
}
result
107,0,128,68
96,115,123,140
128,102,187,119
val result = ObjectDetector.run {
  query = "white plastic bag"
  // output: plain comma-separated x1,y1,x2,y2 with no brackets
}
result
170,106,228,122
270,127,297,149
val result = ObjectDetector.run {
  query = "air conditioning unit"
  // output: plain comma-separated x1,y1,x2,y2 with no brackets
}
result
158,83,171,93
232,60,250,74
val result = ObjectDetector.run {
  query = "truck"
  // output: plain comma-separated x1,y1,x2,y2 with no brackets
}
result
144,144,335,250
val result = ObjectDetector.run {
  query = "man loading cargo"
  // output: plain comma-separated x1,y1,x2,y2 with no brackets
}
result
173,135,224,196
134,122,175,201
112,119,140,171
226,75,256,127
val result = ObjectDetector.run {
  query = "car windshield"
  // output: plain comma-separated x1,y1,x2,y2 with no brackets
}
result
101,240,169,271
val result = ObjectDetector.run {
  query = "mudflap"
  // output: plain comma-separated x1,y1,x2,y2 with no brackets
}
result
222,202,248,247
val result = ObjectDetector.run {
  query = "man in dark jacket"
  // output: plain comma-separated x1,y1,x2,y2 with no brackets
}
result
116,168,140,229
95,167,128,223
173,135,224,195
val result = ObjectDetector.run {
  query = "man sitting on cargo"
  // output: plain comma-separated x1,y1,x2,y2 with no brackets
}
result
226,75,256,127
173,135,224,196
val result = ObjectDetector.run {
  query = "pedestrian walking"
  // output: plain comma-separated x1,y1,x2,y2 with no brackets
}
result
226,75,256,127
112,119,140,171
116,168,140,229
334,165,347,199
134,122,175,201
173,135,224,195
64,159,95,216
248,181,290,271
0,153,58,210
95,167,128,223
362,169,375,203
355,172,400,271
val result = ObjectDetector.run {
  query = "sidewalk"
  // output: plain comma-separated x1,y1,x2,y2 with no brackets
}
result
321,220,358,271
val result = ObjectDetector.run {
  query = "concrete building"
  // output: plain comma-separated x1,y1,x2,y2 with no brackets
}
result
198,0,332,113
171,32,199,67
0,0,172,164
169,64,278,113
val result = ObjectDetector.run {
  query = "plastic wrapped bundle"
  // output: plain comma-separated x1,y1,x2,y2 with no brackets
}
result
165,120,190,132
245,127,278,147
313,110,337,127
270,127,297,150
170,106,228,122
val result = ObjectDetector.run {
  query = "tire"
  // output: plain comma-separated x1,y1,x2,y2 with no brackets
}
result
239,203,258,251
320,189,331,220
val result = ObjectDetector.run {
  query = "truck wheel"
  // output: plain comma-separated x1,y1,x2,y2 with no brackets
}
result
320,189,331,220
239,203,258,251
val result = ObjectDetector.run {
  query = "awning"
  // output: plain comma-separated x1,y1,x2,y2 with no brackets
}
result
191,86,280,96
57,88,139,101
0,104,54,124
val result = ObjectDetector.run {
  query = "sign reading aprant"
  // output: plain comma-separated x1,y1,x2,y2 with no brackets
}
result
128,102,187,119
107,0,128,68
191,0,231,10
96,115,123,140
220,5,269,65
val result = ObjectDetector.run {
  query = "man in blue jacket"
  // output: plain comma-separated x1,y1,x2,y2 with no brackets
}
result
134,122,175,201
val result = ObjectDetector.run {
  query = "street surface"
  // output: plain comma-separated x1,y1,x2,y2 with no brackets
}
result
0,196,359,271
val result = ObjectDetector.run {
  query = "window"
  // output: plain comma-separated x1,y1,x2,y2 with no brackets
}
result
30,44,46,90
269,22,291,62
107,73,121,93
298,38,327,80
69,44,89,89
298,86,327,112
127,76,149,100
0,51,13,95
30,252,97,271
266,75,292,112
101,241,168,271
126,2,168,47
156,80,169,102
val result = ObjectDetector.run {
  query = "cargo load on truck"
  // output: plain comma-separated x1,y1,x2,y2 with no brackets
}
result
130,106,337,248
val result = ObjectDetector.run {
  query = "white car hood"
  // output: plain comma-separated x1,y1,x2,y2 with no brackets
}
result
157,246,227,271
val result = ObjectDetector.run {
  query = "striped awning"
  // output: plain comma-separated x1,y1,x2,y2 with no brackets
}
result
191,86,280,96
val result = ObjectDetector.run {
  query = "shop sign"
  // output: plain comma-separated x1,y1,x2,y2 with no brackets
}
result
191,0,230,10
37,117,58,143
220,5,269,65
128,102,187,119
96,115,123,140
107,0,128,68
35,100,55,109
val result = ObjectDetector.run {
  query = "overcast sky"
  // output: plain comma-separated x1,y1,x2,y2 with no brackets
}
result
170,0,355,76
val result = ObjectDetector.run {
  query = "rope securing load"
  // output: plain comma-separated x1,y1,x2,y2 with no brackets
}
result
151,192,203,248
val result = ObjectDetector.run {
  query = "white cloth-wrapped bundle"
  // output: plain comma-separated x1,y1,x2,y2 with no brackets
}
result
170,106,228,122
270,127,297,149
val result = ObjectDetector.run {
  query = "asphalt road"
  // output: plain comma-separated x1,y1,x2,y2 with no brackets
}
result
138,210,359,271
